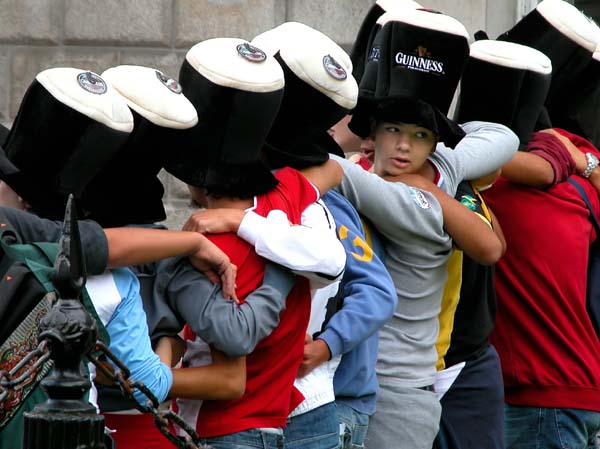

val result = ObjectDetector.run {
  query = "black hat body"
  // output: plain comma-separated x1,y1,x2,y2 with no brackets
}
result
172,38,284,198
456,40,552,147
350,0,422,85
73,65,198,227
252,22,358,169
350,9,469,148
0,68,133,219
548,49,600,147
499,0,600,103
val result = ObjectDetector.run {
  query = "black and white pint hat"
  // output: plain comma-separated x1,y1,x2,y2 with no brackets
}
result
547,47,600,148
499,0,600,104
69,65,198,227
455,40,552,147
252,22,358,168
350,8,470,148
172,37,284,198
0,68,133,219
350,0,422,85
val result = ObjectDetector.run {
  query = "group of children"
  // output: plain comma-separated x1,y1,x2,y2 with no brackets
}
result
2,0,600,448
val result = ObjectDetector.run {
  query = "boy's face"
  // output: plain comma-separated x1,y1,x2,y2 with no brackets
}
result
372,122,437,177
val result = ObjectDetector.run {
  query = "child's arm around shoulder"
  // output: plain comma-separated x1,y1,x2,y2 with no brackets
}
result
389,174,503,265
300,158,343,197
168,349,246,400
104,227,237,300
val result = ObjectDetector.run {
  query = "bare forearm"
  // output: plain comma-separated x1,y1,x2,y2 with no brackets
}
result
104,228,206,267
488,208,506,256
169,355,246,400
301,159,342,196
501,152,555,187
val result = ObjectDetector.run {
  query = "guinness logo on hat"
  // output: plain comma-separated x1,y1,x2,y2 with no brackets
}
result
236,42,267,62
394,46,445,75
323,54,348,80
77,71,107,95
155,70,182,94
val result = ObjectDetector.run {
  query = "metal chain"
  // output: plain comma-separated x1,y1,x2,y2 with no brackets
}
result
0,340,51,403
88,341,206,449
0,338,206,449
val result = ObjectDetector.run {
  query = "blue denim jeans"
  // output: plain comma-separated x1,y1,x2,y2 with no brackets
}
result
337,402,369,449
284,402,339,449
505,404,600,449
201,428,284,449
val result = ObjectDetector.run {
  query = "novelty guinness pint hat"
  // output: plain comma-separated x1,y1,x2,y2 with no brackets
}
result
172,38,284,198
499,0,600,104
73,65,198,227
350,8,469,148
350,0,422,85
455,40,552,147
0,68,133,219
546,47,600,148
252,22,358,168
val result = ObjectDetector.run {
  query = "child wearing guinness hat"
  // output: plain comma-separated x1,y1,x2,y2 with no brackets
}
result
0,67,256,449
180,23,393,448
476,5,600,444
253,22,388,449
169,37,347,449
0,66,317,449
331,8,519,449
432,39,553,449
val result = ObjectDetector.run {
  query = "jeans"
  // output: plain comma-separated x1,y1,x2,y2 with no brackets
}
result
337,402,369,449
284,402,339,449
505,404,600,449
201,428,284,449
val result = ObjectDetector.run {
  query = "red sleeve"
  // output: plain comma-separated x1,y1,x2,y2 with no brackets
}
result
525,131,576,185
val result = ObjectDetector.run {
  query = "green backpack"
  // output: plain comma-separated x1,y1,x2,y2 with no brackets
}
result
0,240,109,449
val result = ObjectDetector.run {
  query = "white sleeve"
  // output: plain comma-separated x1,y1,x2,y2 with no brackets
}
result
238,208,345,286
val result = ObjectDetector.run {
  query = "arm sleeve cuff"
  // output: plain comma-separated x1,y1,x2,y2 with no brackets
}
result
527,132,576,185
318,328,344,359
237,211,267,246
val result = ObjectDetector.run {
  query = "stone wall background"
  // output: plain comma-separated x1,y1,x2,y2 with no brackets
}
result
0,0,533,229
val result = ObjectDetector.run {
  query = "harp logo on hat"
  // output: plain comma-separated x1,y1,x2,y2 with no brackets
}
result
236,43,267,63
77,72,107,95
155,71,182,94
394,46,444,75
323,55,347,80
368,46,381,62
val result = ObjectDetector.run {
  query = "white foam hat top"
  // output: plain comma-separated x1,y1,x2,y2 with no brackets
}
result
470,40,553,75
376,8,470,39
102,65,198,130
376,0,422,11
35,68,134,133
252,22,358,110
537,0,600,52
185,37,284,93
